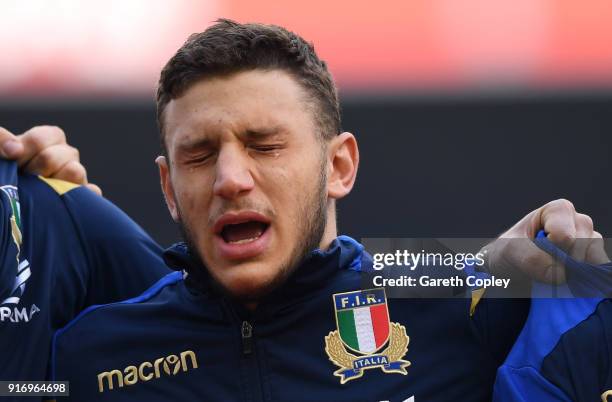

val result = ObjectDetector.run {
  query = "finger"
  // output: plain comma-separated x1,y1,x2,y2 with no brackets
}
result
487,237,564,283
569,213,594,262
513,239,564,284
539,199,577,252
52,160,88,185
85,183,102,196
498,207,539,239
23,145,79,177
0,127,24,159
585,231,611,265
17,126,68,167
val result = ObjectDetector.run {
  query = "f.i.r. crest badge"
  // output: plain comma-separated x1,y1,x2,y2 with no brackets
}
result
325,288,410,384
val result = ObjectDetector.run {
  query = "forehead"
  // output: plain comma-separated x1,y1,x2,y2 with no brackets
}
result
163,70,316,144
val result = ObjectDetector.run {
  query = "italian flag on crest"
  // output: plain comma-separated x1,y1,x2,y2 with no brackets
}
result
334,288,390,354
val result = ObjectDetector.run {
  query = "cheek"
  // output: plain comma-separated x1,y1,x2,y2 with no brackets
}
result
173,172,212,220
180,190,198,214
261,163,315,221
260,164,294,203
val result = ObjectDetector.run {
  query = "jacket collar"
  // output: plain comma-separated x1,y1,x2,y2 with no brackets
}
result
163,235,366,303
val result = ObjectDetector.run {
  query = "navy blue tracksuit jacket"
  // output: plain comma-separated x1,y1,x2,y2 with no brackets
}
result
52,236,529,402
0,159,169,395
494,232,612,401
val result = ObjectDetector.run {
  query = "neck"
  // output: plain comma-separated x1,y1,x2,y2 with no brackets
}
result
319,201,338,251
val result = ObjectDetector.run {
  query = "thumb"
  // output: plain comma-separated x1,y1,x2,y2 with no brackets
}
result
85,183,103,196
0,127,24,159
585,232,611,265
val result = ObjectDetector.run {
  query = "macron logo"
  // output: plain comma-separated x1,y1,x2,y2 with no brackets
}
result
97,350,198,393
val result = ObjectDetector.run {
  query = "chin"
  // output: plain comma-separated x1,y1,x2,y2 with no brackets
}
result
205,251,295,301
216,268,276,299
225,282,274,302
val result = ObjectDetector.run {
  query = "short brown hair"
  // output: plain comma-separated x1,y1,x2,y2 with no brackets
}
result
156,19,341,154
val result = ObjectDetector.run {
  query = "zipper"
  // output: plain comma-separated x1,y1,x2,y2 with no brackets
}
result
241,321,253,355
221,298,265,401
240,319,266,401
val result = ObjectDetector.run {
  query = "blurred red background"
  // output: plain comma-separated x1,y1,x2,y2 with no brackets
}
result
2,0,612,96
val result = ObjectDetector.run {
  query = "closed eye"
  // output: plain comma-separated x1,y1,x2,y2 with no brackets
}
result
249,144,283,153
184,152,215,165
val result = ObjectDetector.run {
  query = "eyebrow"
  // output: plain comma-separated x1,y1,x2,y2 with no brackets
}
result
242,125,286,139
176,125,288,151
176,137,214,152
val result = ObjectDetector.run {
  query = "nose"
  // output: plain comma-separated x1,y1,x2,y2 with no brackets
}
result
213,145,255,199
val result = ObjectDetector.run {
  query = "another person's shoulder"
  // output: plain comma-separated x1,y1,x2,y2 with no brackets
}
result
0,160,79,301
1,157,169,322
32,173,148,242
1,157,126,235
494,289,610,402
540,298,612,402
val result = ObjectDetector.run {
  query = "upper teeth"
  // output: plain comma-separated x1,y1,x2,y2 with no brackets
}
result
228,236,261,244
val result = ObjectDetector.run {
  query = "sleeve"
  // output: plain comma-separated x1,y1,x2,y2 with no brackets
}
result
492,294,605,402
491,234,611,402
0,160,24,304
488,233,612,401
494,365,573,402
54,181,171,307
468,229,612,368
539,299,612,402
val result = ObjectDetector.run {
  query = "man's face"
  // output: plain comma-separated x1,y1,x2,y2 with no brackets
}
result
160,70,329,300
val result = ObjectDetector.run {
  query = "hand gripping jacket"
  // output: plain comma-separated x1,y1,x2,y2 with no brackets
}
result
52,236,529,402
0,159,169,390
494,231,612,402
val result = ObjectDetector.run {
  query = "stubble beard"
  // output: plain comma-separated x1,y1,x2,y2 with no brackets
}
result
176,158,328,302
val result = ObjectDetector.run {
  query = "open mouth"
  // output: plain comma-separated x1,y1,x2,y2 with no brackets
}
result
220,221,270,244
213,212,272,260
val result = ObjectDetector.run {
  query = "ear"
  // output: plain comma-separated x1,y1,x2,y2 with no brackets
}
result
156,156,180,222
327,132,359,200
